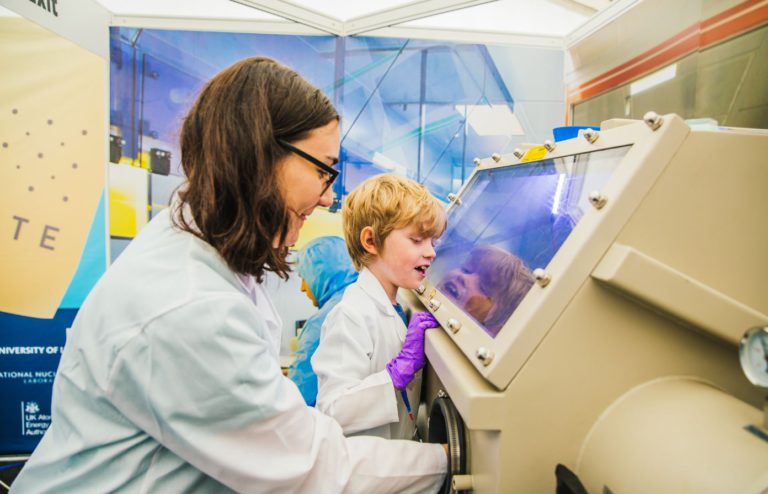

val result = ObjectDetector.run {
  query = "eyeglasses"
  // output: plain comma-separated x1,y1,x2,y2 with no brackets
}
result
278,139,339,195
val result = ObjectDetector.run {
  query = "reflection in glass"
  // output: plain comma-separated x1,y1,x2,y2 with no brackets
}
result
438,245,533,337
429,145,631,337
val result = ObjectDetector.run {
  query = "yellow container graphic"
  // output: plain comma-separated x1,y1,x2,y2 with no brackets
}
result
108,163,149,238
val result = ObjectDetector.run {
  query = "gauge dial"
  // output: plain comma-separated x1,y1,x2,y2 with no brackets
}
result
739,327,768,389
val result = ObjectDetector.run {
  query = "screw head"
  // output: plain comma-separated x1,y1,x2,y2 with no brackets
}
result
643,111,663,130
533,268,551,287
583,128,599,143
446,318,462,334
476,347,494,366
588,191,607,209
447,193,462,205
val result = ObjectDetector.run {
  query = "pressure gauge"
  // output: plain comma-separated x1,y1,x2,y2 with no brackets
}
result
739,327,768,389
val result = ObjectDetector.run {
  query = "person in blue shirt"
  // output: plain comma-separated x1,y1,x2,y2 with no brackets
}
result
289,236,358,406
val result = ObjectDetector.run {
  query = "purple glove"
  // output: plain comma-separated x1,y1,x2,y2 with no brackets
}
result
386,312,439,390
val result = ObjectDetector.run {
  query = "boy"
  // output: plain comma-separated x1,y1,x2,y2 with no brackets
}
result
312,173,446,439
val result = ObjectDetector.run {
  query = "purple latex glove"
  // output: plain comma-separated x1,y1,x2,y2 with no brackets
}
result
386,312,439,390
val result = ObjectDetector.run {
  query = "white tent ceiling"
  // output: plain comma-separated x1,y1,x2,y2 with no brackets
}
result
91,0,621,41
1,0,642,49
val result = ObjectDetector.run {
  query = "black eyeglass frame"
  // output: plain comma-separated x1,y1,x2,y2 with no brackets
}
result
277,139,339,194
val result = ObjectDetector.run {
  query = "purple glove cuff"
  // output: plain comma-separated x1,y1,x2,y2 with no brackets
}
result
387,358,419,390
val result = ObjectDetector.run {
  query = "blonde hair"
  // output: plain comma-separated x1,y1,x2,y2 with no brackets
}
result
463,245,533,335
343,174,447,271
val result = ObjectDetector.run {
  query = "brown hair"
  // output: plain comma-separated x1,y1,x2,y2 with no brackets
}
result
342,173,446,271
174,57,338,281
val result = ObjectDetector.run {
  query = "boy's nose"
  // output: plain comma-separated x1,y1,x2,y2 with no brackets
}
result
424,243,436,258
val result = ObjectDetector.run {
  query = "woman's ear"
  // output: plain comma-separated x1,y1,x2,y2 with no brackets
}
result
360,226,378,255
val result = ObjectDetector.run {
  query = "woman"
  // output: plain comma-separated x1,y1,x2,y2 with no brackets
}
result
11,57,446,493
288,236,358,406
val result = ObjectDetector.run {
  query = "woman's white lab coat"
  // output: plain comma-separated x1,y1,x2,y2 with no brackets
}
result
312,268,421,439
10,209,445,494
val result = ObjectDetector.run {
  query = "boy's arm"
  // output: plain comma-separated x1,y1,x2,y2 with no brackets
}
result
312,307,399,435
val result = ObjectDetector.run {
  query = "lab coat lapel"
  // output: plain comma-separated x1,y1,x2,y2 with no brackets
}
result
357,268,407,342
175,200,284,357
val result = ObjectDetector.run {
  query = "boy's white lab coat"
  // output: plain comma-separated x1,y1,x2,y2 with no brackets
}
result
10,208,445,494
313,268,421,439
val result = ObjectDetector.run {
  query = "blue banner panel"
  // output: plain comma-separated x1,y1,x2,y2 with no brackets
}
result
0,309,73,454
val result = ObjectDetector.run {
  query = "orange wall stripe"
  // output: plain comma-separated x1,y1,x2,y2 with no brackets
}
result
702,0,764,28
573,33,700,101
701,3,768,44
574,23,699,94
568,0,768,105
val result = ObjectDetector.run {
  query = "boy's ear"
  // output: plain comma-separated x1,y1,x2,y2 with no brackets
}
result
360,226,379,255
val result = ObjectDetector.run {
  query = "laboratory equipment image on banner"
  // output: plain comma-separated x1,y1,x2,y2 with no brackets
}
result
107,27,565,257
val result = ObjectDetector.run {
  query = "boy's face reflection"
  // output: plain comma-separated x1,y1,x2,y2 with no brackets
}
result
439,267,493,325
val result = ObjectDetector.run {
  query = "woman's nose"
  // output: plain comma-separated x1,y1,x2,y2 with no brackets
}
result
318,185,334,207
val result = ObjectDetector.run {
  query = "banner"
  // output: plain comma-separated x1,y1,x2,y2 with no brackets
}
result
0,17,106,454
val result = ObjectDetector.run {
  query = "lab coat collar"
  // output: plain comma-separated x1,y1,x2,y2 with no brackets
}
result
357,268,400,318
171,192,270,307
174,195,283,354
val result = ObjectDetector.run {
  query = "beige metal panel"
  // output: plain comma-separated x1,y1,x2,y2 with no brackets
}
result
593,243,768,345
424,273,764,492
422,364,505,493
450,277,761,492
418,117,767,492
576,378,768,494
614,128,768,316
425,330,504,430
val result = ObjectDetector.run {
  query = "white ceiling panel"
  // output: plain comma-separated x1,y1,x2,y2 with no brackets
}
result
280,0,420,21
89,0,614,38
399,0,590,37
96,0,281,20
